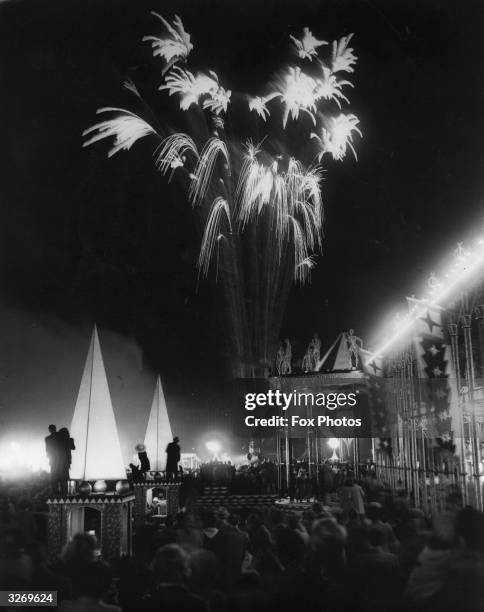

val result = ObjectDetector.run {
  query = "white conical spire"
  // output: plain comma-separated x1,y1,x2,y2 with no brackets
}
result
70,326,126,480
333,334,353,370
144,376,173,471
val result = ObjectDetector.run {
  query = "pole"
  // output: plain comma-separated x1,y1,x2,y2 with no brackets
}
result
463,313,482,510
448,321,468,505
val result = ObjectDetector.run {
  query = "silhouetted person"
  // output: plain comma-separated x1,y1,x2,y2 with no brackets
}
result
135,443,151,473
56,428,75,497
57,560,120,612
45,424,59,495
166,437,181,481
149,544,208,612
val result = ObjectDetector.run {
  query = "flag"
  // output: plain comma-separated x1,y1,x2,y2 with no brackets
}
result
407,297,455,450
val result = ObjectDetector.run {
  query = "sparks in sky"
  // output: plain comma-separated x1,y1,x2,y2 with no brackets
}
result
83,108,158,157
311,113,362,161
159,67,231,114
83,13,362,376
316,64,353,108
142,12,193,71
330,34,357,73
247,96,272,121
273,66,319,127
290,27,328,61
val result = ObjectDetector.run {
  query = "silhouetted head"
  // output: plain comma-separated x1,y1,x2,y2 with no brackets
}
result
78,561,113,599
151,544,189,584
190,550,219,589
61,533,97,568
173,436,180,443
367,502,382,521
48,424,56,433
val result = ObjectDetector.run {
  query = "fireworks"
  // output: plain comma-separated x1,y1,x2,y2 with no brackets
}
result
290,27,328,61
330,34,357,74
83,108,158,157
273,66,319,127
142,12,193,71
247,96,271,121
311,113,362,161
83,13,362,376
198,197,232,277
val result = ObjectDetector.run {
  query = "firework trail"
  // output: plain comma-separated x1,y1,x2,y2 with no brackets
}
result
83,14,362,377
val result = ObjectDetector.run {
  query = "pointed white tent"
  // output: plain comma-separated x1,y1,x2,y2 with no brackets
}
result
333,334,353,370
144,376,173,471
70,326,126,480
316,333,353,372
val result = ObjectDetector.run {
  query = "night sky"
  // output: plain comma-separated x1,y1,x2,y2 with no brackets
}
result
0,0,483,457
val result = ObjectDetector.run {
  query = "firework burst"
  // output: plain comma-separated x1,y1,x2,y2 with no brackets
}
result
83,13,362,376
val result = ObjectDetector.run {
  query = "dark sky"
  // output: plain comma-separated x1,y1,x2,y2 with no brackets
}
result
0,0,483,455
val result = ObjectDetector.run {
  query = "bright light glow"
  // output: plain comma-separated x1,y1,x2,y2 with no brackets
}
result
273,67,319,127
327,438,339,461
369,235,484,363
206,440,222,456
0,439,49,476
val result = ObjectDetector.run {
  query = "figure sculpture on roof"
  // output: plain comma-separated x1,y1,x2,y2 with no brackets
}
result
346,329,363,370
302,345,314,373
310,332,321,368
281,338,292,375
276,342,285,375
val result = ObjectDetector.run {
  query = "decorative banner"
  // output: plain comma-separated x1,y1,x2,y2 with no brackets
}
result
407,297,455,449
361,348,392,453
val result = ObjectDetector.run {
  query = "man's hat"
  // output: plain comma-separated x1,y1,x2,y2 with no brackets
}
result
135,443,146,452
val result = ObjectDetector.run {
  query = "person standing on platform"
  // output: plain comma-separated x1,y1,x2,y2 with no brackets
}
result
45,424,59,495
56,428,75,497
166,436,181,481
135,443,151,474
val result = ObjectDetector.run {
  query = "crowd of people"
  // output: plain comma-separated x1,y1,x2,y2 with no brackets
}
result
1,468,484,612
194,458,278,494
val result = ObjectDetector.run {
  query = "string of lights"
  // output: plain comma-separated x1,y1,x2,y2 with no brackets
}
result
367,229,484,364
